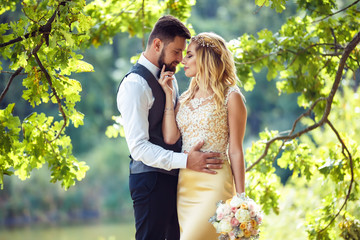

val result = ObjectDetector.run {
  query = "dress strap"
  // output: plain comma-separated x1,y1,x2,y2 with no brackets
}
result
225,86,245,105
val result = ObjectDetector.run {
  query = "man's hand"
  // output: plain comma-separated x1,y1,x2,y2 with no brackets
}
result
186,141,223,174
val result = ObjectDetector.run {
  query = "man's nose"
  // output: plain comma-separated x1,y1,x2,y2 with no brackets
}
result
178,54,183,63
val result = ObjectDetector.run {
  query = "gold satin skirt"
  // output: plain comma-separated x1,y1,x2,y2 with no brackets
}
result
177,159,234,240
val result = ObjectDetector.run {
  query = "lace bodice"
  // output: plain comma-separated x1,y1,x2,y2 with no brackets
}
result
176,86,240,155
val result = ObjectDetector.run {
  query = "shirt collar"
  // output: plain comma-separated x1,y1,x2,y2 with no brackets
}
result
138,53,160,79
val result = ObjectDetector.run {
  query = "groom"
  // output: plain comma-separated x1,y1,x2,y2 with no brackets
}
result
117,15,223,240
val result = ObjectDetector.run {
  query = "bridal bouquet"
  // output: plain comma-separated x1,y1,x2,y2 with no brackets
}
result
209,193,263,240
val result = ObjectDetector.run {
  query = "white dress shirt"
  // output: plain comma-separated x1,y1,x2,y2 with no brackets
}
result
117,53,187,171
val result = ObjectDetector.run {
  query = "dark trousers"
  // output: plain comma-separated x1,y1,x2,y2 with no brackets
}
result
129,172,180,240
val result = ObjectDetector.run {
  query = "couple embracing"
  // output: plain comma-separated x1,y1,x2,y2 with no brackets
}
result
117,15,247,240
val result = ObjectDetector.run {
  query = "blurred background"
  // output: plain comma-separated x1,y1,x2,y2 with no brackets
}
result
0,0,308,239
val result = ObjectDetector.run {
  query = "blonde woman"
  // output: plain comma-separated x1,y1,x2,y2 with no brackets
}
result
158,32,247,239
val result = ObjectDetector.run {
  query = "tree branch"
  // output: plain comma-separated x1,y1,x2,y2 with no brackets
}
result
319,119,354,233
237,42,343,66
0,42,43,104
246,30,360,172
0,67,23,103
91,0,136,41
324,30,360,117
0,1,65,48
0,1,70,104
0,70,26,75
246,97,326,171
253,2,266,14
315,0,360,22
33,40,67,142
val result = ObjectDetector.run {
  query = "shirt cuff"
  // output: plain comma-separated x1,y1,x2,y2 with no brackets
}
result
171,152,188,169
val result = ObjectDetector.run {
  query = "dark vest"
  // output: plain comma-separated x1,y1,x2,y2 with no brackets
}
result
119,63,182,176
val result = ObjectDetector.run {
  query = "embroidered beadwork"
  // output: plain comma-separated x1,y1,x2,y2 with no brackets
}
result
190,94,214,109
176,87,240,154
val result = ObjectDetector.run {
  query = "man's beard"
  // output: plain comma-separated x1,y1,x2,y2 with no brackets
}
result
158,49,178,72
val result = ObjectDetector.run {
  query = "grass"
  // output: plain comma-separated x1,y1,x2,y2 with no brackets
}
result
0,222,135,240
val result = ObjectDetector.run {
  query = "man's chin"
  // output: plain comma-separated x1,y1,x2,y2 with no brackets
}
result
166,64,177,72
167,66,176,72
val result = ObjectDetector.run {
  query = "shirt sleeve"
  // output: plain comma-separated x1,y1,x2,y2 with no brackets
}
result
117,74,187,170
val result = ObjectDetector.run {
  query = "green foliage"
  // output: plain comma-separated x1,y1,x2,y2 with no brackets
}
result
0,0,94,189
84,0,195,47
255,0,288,13
299,82,360,239
339,217,360,240
0,0,195,189
105,116,125,139
231,0,360,238
1,0,359,238
245,129,282,215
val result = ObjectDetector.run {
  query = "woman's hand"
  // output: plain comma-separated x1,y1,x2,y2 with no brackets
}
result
158,65,174,96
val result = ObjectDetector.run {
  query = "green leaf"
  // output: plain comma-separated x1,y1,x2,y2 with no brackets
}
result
60,29,75,47
68,59,94,73
255,0,268,6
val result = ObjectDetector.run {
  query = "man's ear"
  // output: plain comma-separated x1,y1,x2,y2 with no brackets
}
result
153,38,163,52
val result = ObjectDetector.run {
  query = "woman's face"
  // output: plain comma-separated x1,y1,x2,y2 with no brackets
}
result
181,42,197,78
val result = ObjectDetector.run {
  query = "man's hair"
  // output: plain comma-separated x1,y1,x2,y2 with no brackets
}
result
147,15,191,46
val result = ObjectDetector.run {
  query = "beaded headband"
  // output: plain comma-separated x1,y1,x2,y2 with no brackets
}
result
191,35,218,51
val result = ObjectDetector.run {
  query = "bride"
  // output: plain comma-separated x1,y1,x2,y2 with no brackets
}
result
159,32,247,240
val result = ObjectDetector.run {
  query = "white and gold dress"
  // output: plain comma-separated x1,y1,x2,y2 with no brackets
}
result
176,86,240,240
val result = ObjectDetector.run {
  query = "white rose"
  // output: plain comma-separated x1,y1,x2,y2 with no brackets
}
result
230,195,243,208
216,203,226,215
235,209,251,222
216,203,231,216
218,220,233,233
212,222,219,233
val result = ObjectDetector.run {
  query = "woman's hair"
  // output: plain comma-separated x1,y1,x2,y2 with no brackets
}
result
147,15,191,46
182,32,239,112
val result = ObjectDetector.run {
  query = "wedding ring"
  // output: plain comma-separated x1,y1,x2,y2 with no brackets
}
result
206,164,209,169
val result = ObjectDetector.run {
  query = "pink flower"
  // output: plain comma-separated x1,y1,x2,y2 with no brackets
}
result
249,210,256,218
231,206,238,213
248,202,255,211
230,217,239,227
217,212,224,221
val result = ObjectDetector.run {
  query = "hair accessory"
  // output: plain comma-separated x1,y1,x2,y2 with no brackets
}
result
191,36,218,51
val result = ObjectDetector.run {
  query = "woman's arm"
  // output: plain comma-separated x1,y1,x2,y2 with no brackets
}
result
227,91,247,194
158,66,181,144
